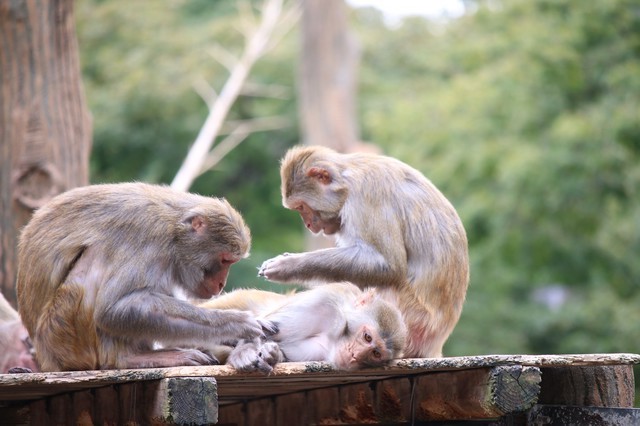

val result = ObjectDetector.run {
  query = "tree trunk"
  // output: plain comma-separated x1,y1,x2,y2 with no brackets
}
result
298,0,360,151
0,0,92,307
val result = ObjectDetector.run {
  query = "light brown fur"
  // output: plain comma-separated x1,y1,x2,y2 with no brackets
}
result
260,146,469,358
17,182,268,371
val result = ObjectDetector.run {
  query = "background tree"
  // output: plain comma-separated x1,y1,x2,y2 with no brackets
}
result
298,0,360,152
0,0,91,306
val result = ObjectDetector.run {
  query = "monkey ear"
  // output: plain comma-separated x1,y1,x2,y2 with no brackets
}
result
184,214,207,234
307,167,332,185
356,289,376,307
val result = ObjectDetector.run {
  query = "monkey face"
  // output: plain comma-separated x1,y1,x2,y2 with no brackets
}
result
193,253,239,299
293,202,341,235
334,325,390,370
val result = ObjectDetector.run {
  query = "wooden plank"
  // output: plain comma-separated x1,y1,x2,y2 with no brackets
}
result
244,397,275,426
539,365,635,408
216,402,244,426
71,389,94,426
218,366,540,424
305,384,341,424
274,391,306,425
93,385,119,426
414,365,541,421
0,353,637,403
375,378,412,423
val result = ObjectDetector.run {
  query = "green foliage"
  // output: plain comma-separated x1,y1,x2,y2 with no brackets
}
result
77,0,640,369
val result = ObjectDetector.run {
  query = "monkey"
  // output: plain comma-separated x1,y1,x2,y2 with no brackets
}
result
258,145,469,358
0,293,38,373
16,182,273,371
200,283,407,372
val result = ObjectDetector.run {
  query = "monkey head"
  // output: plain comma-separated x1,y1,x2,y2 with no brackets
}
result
280,146,347,236
333,293,407,370
177,199,251,299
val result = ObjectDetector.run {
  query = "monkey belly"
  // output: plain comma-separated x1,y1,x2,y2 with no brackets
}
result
34,284,101,371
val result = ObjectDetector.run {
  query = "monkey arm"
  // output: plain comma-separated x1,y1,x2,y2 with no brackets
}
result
259,243,404,288
96,290,266,346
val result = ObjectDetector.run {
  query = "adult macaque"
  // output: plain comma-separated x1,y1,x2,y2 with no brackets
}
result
17,182,272,371
259,146,469,358
200,283,407,372
0,293,38,373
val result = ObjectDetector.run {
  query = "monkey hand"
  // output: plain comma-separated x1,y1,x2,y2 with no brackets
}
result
258,253,300,283
212,309,272,341
227,338,284,374
258,318,279,336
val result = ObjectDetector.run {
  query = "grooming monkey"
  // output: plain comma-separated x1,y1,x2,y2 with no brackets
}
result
259,146,469,358
200,283,407,372
17,182,272,371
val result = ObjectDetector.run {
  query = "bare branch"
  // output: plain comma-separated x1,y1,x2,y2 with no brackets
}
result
171,0,287,192
265,3,301,53
192,77,218,108
207,44,239,73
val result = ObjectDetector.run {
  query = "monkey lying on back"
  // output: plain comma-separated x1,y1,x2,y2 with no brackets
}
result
200,283,407,372
17,183,272,371
259,145,470,358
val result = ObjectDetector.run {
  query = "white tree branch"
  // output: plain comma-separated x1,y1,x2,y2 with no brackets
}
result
199,116,289,174
171,0,290,192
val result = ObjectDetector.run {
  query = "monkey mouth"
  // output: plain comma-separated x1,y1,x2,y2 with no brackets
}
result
197,275,224,299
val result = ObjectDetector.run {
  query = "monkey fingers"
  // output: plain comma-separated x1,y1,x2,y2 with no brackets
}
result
227,339,283,374
258,318,278,336
209,309,267,341
257,253,299,283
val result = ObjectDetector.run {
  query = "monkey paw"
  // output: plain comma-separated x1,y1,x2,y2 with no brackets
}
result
258,318,279,336
227,339,284,374
258,253,298,283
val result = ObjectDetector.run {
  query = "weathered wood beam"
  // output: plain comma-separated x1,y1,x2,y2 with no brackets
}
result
0,354,637,403
539,365,636,408
0,377,219,426
149,377,218,425
414,365,541,420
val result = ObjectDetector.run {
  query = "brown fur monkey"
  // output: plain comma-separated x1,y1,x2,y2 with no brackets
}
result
17,182,272,371
259,146,469,358
200,283,406,372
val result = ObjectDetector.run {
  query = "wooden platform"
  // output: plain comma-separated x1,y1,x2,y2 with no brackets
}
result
0,353,638,425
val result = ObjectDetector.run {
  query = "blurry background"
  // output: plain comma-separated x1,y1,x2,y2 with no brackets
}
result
76,0,640,361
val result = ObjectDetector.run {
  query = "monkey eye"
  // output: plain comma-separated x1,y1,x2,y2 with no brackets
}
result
294,204,303,211
372,349,382,359
363,332,372,343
